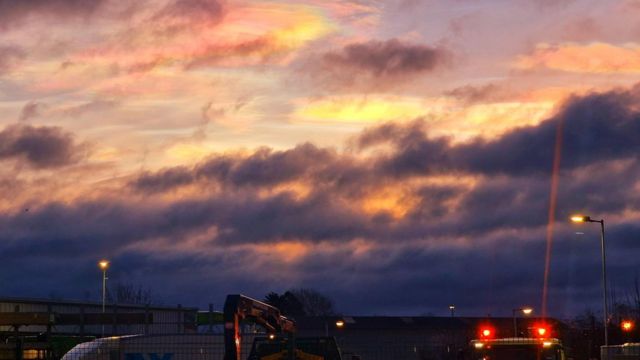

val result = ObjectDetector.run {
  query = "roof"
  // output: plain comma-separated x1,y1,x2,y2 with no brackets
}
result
0,296,197,312
296,316,565,332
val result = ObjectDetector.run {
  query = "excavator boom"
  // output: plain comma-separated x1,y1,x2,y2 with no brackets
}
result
223,294,296,360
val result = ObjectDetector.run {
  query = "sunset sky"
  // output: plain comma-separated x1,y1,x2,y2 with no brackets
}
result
2,0,640,317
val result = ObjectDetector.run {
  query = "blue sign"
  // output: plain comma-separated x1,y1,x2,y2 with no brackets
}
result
125,353,174,360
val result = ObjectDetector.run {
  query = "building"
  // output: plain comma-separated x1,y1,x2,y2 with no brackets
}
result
296,316,567,360
0,297,198,360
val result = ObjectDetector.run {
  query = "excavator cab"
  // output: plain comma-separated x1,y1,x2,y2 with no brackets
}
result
248,336,343,360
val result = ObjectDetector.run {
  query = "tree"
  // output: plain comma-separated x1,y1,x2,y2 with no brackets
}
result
265,288,336,317
288,288,336,316
107,282,155,305
264,291,305,317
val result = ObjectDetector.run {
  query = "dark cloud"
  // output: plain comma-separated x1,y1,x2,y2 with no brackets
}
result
132,143,343,192
127,84,640,245
0,0,107,28
0,124,82,168
155,0,224,24
360,86,640,177
3,85,640,316
324,39,448,76
303,39,450,91
19,101,46,122
133,166,195,193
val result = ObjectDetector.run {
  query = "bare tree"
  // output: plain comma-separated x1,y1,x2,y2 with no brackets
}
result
264,291,305,317
264,288,336,317
107,282,155,305
288,288,336,316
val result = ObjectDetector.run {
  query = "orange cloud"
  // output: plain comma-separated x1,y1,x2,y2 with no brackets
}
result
515,42,640,73
73,2,335,72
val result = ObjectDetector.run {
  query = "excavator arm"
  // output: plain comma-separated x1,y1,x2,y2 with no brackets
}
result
223,294,296,360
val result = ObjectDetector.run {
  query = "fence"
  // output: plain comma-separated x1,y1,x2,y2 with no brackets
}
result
602,343,640,360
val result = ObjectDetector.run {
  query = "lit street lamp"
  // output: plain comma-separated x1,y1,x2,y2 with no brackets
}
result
512,307,533,337
571,215,608,346
99,260,109,337
449,305,455,317
325,319,345,336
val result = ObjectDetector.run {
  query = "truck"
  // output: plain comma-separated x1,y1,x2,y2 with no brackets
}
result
469,338,566,360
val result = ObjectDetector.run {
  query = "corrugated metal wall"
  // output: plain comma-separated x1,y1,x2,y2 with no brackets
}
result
0,299,196,336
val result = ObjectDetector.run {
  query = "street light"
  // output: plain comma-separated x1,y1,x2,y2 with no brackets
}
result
449,305,455,317
571,214,609,346
325,319,345,336
512,307,533,337
99,260,109,337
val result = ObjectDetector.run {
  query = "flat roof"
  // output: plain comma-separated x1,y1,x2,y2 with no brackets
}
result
0,297,197,312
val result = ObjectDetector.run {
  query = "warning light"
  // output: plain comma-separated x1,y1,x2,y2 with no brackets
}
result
480,327,494,338
622,320,634,332
536,327,548,337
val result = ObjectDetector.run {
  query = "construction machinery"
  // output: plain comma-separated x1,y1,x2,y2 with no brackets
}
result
223,294,344,360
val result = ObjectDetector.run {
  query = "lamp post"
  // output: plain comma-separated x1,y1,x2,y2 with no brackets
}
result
449,305,455,317
99,260,109,337
512,307,533,337
325,319,345,336
571,215,608,346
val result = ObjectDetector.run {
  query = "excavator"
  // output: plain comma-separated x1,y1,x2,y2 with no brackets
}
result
223,294,344,360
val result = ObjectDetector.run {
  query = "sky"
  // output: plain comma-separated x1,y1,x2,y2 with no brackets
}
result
1,0,640,318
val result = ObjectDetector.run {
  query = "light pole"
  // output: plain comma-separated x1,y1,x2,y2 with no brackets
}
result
512,307,533,337
99,260,109,337
449,305,455,317
325,319,345,336
571,215,608,346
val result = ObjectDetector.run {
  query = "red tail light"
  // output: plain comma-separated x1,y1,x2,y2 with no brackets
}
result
480,326,495,338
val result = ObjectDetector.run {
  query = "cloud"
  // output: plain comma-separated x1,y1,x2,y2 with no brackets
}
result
131,84,640,196
444,84,507,104
0,124,83,168
324,39,448,76
154,0,224,25
67,1,333,74
360,86,640,176
0,0,107,28
3,84,640,316
19,101,46,122
132,143,342,192
59,99,118,117
303,39,449,91
514,42,640,73
0,46,25,74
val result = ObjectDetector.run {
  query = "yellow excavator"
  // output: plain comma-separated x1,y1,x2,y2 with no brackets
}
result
223,294,344,360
